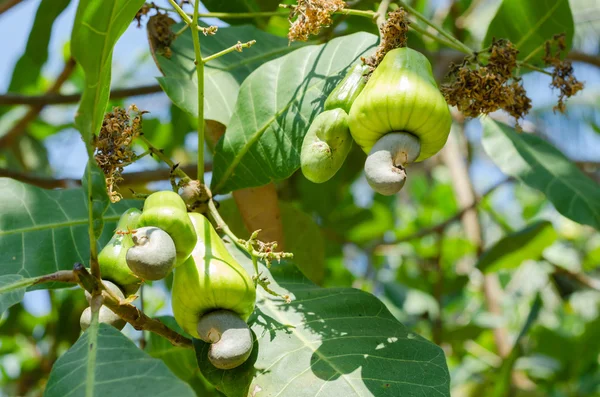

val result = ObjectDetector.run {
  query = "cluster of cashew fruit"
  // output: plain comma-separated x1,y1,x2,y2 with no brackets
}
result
301,48,452,195
81,191,256,370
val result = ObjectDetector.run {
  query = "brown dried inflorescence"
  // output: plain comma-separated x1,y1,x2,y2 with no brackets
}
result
147,13,176,58
543,34,584,113
363,9,410,73
94,105,145,203
135,2,157,28
287,0,346,42
441,39,531,124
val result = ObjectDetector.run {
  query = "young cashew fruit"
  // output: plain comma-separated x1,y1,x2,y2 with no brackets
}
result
80,280,126,331
300,64,368,183
98,208,142,296
300,109,353,183
126,191,196,280
172,213,256,370
348,48,452,195
324,63,369,113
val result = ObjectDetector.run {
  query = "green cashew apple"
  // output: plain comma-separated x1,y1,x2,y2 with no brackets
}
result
348,47,452,195
98,208,142,296
324,63,369,113
80,280,126,331
300,64,368,183
300,109,353,183
126,191,197,280
172,213,256,370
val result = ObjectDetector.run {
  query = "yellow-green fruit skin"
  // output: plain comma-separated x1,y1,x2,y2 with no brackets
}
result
324,64,369,114
137,191,196,266
172,213,256,339
98,208,142,296
348,48,452,161
301,109,353,183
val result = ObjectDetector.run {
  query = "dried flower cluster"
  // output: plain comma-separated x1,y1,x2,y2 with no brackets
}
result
287,0,346,42
543,34,584,113
147,13,176,58
441,39,531,124
135,2,157,27
94,105,145,203
363,9,410,73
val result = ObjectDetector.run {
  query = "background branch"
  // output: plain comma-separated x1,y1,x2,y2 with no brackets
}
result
0,84,163,106
0,0,23,15
0,58,76,147
0,163,211,190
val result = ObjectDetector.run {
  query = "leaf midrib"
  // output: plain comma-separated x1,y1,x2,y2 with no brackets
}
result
0,214,122,237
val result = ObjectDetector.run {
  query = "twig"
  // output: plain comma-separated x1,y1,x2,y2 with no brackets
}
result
0,58,76,148
567,50,600,68
139,136,192,183
74,263,193,348
202,40,256,63
397,0,472,54
376,179,508,251
0,0,22,15
0,270,77,295
553,266,600,292
190,0,206,184
375,0,392,30
0,164,211,190
0,84,163,106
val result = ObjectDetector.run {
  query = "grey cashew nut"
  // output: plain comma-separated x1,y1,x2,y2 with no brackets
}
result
80,280,126,331
364,132,421,195
126,226,177,281
197,310,253,370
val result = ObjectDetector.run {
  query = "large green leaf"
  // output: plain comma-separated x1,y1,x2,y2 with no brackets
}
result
0,275,25,315
0,178,139,283
211,32,378,194
202,0,281,27
482,119,600,229
7,0,71,93
70,0,145,143
476,221,558,273
146,316,222,396
44,324,195,397
194,240,450,396
483,0,574,64
154,24,298,126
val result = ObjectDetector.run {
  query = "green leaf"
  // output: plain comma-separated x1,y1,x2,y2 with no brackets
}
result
45,324,195,397
0,275,26,315
483,0,574,64
146,316,221,395
202,0,281,26
154,24,299,126
476,221,557,273
482,119,600,229
7,0,71,93
0,178,139,284
70,0,145,143
211,32,377,194
194,241,450,396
